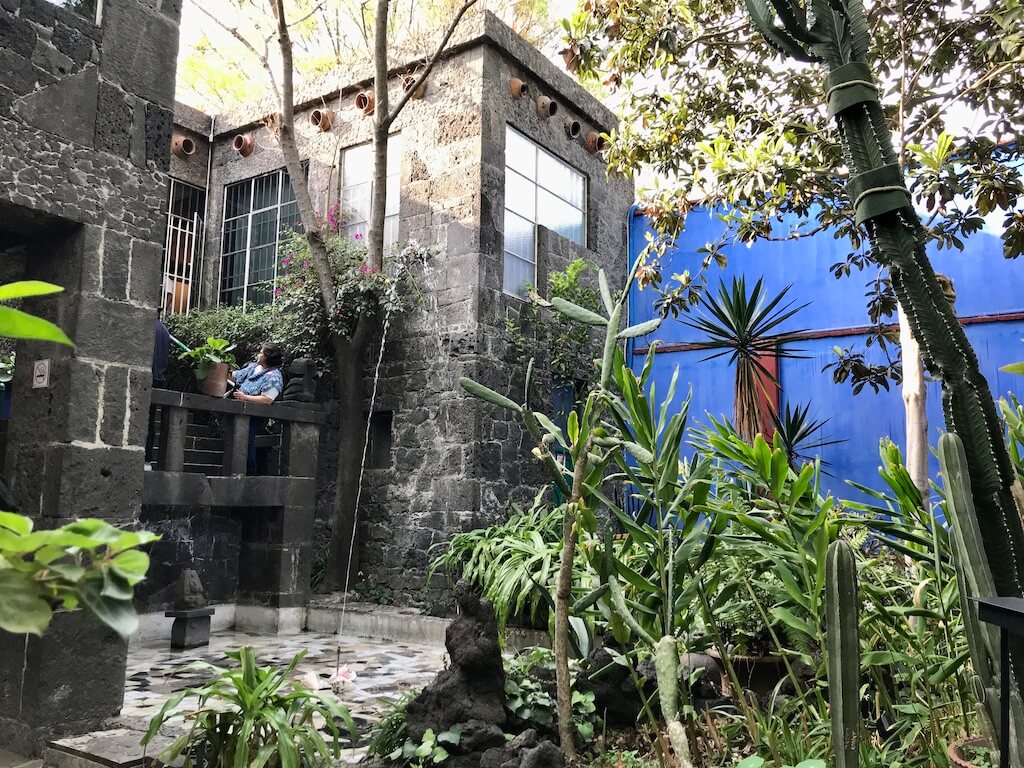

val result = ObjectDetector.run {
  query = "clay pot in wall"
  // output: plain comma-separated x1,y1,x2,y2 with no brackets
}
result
536,95,558,118
509,77,529,99
171,134,196,159
402,74,427,99
948,737,992,768
309,108,334,132
585,131,608,153
355,91,375,115
232,133,255,157
564,119,582,139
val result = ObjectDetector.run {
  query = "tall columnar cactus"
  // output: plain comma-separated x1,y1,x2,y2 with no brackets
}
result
743,0,1024,682
825,539,860,768
940,433,1024,762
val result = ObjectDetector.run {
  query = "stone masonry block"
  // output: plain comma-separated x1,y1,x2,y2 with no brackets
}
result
73,293,155,367
100,364,129,445
20,0,56,26
29,443,143,519
94,81,133,158
145,101,172,171
128,238,163,306
51,19,95,67
12,65,98,146
100,227,130,300
100,0,180,106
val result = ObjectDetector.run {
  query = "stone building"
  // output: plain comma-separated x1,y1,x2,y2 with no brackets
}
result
0,0,181,752
162,12,634,599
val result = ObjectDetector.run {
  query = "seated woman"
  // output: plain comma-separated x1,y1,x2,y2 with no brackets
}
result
230,342,285,474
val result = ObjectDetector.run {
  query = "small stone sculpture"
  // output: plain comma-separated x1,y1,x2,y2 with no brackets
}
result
166,568,215,649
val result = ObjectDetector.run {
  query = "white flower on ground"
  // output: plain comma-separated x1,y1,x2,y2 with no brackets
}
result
296,671,322,692
327,664,358,694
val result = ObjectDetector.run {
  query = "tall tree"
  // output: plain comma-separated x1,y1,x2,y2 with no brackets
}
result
563,0,1023,480
195,0,478,587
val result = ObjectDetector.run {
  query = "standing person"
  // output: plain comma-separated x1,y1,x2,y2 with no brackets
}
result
230,342,285,474
146,312,172,467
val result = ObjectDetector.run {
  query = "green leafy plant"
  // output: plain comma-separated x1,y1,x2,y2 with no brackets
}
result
768,402,843,468
503,646,600,742
166,305,279,372
142,646,356,768
388,725,462,765
178,336,238,379
0,514,158,636
428,488,562,636
366,689,420,760
682,277,806,443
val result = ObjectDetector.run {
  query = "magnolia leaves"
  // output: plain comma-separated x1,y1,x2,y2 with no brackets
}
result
0,513,158,636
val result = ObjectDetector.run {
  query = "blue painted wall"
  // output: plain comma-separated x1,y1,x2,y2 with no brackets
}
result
626,208,1024,502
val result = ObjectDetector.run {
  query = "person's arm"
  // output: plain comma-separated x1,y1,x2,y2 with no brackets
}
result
233,392,274,405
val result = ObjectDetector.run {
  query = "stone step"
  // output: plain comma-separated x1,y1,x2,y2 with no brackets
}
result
43,729,173,768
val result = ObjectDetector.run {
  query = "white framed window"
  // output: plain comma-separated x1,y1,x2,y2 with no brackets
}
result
339,137,401,247
219,166,303,308
503,126,587,298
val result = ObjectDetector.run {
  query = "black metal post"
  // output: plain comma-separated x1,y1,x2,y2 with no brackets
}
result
1002,626,1011,768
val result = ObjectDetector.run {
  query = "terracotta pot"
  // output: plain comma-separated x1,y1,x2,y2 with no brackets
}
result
232,133,254,157
196,362,229,397
948,736,993,768
171,134,196,158
585,130,609,153
564,118,582,139
536,95,558,118
509,77,529,99
355,91,375,115
309,108,333,132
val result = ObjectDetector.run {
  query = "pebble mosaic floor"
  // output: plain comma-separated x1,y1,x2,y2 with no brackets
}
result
122,631,447,750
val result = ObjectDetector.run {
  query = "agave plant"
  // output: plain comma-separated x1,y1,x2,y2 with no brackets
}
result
683,277,807,443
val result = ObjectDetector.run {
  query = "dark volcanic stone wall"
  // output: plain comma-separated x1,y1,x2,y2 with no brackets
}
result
0,0,182,754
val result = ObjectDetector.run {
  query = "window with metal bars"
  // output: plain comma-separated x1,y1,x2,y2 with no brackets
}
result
219,165,305,308
162,179,207,315
503,126,587,299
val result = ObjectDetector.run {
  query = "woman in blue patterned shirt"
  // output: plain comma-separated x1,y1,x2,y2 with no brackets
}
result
230,342,285,474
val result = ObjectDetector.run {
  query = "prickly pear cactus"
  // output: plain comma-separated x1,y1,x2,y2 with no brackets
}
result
743,0,1024,683
826,539,860,768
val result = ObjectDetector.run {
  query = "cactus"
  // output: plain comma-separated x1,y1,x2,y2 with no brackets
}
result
825,539,860,768
940,433,1024,763
743,0,1024,690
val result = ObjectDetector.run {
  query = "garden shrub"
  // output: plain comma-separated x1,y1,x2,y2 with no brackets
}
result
165,304,280,368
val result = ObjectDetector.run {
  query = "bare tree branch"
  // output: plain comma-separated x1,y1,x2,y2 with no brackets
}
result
382,0,478,129
193,2,282,105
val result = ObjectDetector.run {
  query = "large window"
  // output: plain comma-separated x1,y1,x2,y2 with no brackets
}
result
503,126,587,298
340,137,401,247
219,167,302,307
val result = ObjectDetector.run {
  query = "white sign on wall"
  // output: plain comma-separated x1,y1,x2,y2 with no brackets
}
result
32,359,50,389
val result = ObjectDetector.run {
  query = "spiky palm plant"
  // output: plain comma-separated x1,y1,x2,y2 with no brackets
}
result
683,276,807,443
742,0,1024,703
770,401,844,468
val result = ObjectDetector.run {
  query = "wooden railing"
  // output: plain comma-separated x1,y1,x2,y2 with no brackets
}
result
149,389,324,478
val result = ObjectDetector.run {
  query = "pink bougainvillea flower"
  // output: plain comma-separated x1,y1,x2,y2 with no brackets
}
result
353,232,363,240
273,286,282,297
303,260,310,269
281,256,291,268
327,665,358,694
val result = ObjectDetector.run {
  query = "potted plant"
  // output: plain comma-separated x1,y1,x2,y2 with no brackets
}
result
178,337,236,397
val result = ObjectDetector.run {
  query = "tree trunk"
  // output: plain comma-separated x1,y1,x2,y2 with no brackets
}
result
368,0,391,272
898,304,930,502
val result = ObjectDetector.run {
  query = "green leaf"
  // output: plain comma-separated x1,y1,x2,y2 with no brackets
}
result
736,758,766,768
0,281,65,301
550,296,607,326
0,569,53,634
0,511,32,534
0,305,73,346
459,377,522,412
78,581,138,637
1000,362,1024,376
617,317,661,339
111,549,150,583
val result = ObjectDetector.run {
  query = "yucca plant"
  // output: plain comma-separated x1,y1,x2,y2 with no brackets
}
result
769,402,844,468
142,647,356,768
683,277,807,444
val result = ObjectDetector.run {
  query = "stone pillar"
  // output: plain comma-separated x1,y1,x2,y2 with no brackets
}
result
0,0,181,753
